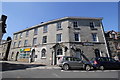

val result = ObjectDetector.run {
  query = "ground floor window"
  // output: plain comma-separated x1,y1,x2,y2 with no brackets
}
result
95,49,100,57
41,49,46,58
57,48,63,55
19,52,30,59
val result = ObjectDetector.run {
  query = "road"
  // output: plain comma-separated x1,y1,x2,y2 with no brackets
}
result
1,61,120,80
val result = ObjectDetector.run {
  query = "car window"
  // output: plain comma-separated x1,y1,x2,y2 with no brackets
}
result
74,57,81,61
109,58,116,62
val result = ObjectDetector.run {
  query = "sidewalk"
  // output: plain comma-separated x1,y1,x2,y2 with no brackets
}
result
0,60,61,70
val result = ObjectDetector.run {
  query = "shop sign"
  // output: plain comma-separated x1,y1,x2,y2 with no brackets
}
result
20,49,24,52
24,48,31,51
83,43,94,46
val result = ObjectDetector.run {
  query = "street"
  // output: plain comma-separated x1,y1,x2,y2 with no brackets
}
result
0,61,120,80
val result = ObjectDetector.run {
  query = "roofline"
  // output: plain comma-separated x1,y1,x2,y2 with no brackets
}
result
13,17,103,34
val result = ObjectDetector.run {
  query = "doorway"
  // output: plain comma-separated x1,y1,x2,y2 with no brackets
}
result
31,49,35,62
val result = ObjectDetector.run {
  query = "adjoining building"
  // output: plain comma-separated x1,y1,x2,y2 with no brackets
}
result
105,30,120,61
0,15,7,42
0,37,12,60
8,17,109,65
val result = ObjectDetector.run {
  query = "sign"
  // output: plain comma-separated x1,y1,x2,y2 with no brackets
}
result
20,49,24,52
82,43,94,46
24,48,31,51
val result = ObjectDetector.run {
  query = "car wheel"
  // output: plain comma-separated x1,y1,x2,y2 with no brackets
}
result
99,66,104,70
85,65,91,71
63,64,69,70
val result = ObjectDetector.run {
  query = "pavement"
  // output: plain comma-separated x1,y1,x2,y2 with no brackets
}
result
0,60,61,70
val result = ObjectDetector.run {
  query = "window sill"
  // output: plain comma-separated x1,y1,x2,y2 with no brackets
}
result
57,28,63,31
41,57,46,59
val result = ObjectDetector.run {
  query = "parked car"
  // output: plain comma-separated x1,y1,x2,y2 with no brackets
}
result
90,57,120,70
57,56,93,71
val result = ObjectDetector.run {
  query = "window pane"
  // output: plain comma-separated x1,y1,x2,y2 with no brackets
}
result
57,22,62,30
74,33,80,41
33,38,37,46
26,31,29,37
92,33,98,42
41,49,46,57
73,22,78,28
90,22,95,29
43,26,48,33
34,28,38,35
42,36,47,43
57,34,62,42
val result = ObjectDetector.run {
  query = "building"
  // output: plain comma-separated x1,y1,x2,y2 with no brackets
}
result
9,17,109,65
0,37,12,60
0,15,7,42
105,30,120,61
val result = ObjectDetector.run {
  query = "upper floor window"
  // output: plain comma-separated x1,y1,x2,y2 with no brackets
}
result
14,34,18,40
34,28,38,35
42,36,47,43
13,42,16,48
57,22,62,30
24,40,28,46
26,31,29,37
90,22,96,29
92,33,98,42
43,25,48,33
74,33,80,41
18,41,21,47
19,33,22,39
32,38,37,46
56,34,62,42
73,21,78,28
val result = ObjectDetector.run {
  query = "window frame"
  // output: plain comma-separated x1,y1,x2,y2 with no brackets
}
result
32,38,37,46
92,33,99,42
57,22,62,30
56,33,62,42
34,28,38,35
74,33,81,42
41,49,46,58
43,25,48,33
73,21,78,28
24,40,28,47
42,36,47,43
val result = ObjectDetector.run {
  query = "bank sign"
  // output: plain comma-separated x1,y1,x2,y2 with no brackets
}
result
20,48,31,52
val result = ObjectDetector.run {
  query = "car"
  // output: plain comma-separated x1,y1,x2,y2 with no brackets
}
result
57,56,93,71
90,57,120,70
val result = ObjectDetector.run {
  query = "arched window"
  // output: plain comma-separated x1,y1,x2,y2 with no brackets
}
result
41,49,46,58
95,49,100,57
57,48,63,55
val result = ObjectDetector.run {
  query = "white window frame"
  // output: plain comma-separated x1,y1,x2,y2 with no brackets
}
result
92,33,99,42
41,49,46,58
74,33,81,42
73,21,78,28
43,25,48,33
24,40,28,46
42,36,47,43
32,38,37,46
57,22,62,30
56,33,62,42
18,41,21,47
34,28,38,35
26,31,29,37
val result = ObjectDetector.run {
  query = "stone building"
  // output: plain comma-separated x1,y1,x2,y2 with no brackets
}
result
0,15,7,42
9,17,109,65
105,30,120,61
0,37,12,60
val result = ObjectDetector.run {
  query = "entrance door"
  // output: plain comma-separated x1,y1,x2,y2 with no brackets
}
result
15,52,19,61
31,49,35,62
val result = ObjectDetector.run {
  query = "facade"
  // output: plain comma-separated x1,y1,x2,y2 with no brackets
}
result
105,30,120,61
0,15,7,42
0,37,12,60
9,17,109,65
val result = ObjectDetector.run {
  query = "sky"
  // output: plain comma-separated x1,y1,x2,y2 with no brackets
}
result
1,2,119,40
